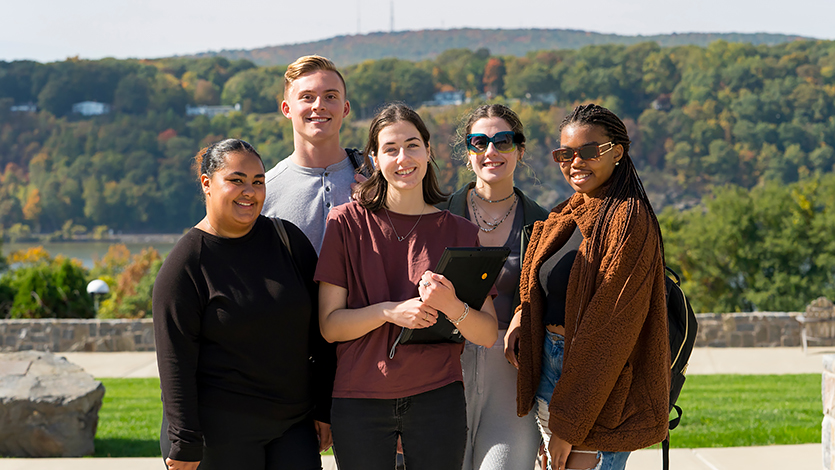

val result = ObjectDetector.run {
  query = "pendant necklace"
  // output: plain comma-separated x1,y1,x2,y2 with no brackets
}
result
385,204,426,242
470,190,517,233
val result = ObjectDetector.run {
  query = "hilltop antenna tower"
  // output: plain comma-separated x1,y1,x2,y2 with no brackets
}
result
357,0,361,34
390,1,394,32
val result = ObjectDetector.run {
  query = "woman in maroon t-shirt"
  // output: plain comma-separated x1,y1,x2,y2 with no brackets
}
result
315,103,498,470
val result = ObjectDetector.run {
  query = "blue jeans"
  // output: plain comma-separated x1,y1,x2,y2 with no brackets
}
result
534,330,630,470
331,382,467,470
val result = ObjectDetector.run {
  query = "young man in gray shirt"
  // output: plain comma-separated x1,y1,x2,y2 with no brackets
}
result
262,55,363,254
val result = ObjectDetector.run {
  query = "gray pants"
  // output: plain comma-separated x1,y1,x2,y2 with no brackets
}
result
462,331,540,470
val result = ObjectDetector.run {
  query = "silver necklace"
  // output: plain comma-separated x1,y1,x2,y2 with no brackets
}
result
385,205,426,242
203,218,226,238
469,191,517,232
473,188,514,203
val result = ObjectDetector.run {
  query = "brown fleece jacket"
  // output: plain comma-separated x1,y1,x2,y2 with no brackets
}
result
516,191,670,452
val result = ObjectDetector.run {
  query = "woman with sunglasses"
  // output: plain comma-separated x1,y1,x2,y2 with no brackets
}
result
512,103,669,470
316,103,498,470
437,104,548,470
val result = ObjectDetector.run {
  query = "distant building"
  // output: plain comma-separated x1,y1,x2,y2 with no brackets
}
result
524,92,558,105
421,91,466,107
72,101,111,116
651,94,672,112
186,103,241,118
10,103,37,113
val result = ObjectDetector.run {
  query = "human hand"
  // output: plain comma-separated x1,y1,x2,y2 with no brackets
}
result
314,420,333,452
165,458,200,470
383,298,438,329
547,434,572,470
504,327,520,369
417,271,460,315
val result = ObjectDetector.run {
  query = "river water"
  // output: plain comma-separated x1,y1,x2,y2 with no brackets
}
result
2,240,179,269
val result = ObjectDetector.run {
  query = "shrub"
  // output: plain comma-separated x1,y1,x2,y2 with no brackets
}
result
98,247,162,319
0,247,94,319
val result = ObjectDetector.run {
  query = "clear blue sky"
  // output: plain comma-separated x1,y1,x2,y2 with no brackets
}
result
4,0,834,63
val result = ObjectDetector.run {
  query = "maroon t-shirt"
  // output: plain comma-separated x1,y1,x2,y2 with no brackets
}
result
315,201,482,399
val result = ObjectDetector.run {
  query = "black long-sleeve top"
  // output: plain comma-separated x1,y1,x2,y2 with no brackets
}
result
153,215,336,462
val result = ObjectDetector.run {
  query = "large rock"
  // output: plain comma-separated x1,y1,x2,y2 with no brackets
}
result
0,351,105,457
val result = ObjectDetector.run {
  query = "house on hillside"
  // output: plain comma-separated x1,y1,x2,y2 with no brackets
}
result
524,92,557,105
186,103,241,118
10,103,37,112
421,91,466,107
72,101,111,116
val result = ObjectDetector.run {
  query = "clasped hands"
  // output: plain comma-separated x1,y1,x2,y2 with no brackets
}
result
383,271,461,329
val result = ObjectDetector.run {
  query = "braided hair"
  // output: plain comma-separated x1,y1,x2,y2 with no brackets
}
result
560,104,664,312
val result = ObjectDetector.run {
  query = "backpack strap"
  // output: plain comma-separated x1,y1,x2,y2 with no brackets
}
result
662,437,670,470
271,217,292,259
346,148,370,177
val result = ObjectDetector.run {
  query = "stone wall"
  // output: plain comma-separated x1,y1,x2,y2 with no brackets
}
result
0,319,154,353
0,313,806,352
695,312,802,347
823,354,835,470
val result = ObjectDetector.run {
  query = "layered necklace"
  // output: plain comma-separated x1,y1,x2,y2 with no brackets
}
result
469,189,517,233
385,203,427,242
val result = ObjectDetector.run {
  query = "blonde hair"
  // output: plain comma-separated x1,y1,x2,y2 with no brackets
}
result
283,55,347,100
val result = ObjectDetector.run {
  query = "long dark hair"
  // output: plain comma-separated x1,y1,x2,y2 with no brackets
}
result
355,103,447,211
560,104,664,310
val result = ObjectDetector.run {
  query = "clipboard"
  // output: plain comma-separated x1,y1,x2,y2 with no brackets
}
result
390,246,510,356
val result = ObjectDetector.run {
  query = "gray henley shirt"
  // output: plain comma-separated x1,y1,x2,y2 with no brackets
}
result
261,155,356,254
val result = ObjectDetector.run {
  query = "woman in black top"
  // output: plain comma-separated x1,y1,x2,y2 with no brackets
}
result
153,139,335,470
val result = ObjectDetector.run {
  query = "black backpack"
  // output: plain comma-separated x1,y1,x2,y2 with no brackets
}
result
662,266,698,470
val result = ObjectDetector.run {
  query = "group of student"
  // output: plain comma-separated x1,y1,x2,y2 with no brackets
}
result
152,55,670,470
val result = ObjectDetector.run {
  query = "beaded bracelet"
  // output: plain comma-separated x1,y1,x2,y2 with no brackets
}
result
451,302,470,325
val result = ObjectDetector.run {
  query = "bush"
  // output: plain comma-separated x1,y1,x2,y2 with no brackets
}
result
6,223,33,242
0,247,94,318
97,247,162,319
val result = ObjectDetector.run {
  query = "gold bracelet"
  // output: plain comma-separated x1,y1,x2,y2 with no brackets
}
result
451,302,470,325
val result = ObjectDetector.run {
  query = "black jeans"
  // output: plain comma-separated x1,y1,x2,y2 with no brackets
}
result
331,381,467,470
160,406,321,470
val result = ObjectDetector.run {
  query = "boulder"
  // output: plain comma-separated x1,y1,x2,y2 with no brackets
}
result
0,351,105,457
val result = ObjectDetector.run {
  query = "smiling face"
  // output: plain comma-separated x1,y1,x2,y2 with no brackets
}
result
201,151,266,236
559,124,623,199
372,120,430,196
281,70,350,143
467,116,522,186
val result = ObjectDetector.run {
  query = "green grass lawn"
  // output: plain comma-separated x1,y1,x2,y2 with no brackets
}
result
95,374,821,457
668,374,821,448
95,378,162,457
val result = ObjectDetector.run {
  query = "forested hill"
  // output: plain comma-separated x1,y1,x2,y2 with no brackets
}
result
2,39,834,238
185,28,809,66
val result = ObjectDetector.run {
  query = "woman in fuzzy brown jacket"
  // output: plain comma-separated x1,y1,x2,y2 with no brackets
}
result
505,104,670,470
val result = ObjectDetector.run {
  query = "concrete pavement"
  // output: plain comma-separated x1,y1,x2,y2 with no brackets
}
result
0,445,822,470
0,347,826,469
59,346,835,379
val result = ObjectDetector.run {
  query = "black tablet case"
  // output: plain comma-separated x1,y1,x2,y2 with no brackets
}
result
396,246,511,345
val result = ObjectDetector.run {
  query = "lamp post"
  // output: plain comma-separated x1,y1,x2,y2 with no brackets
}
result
86,279,109,314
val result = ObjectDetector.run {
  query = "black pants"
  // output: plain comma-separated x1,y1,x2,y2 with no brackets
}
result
160,406,321,470
331,381,467,470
